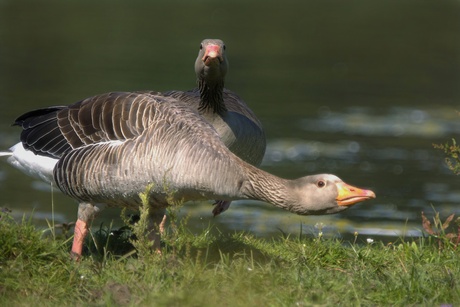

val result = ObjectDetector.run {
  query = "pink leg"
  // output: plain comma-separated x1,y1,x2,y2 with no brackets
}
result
159,214,167,235
147,209,166,253
70,202,104,260
154,215,167,255
71,219,88,260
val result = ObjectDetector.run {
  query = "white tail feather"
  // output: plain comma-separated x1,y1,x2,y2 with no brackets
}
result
2,143,57,183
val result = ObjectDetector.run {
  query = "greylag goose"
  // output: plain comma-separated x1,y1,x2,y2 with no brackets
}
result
1,92,375,259
165,39,265,166
162,39,266,216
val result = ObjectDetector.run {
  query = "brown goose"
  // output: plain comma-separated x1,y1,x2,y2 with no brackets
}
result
1,92,375,259
162,39,266,215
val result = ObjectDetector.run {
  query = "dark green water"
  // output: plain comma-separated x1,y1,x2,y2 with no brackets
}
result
1,0,459,241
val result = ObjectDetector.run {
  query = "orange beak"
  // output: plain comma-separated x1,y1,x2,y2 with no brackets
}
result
336,182,376,206
202,44,223,65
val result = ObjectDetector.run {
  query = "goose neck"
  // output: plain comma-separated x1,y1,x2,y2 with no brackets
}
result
241,166,296,211
197,79,227,115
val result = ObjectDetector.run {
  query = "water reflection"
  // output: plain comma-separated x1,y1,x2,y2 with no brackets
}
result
302,107,459,138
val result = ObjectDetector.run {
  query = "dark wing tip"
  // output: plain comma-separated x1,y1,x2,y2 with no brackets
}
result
13,106,67,127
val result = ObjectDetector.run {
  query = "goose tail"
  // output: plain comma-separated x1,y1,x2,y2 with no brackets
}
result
1,143,57,183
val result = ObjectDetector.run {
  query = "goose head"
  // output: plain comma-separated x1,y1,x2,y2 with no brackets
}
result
195,38,228,89
288,174,376,215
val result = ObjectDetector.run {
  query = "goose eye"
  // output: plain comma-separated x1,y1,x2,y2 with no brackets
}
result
223,44,226,51
200,44,203,50
316,180,326,188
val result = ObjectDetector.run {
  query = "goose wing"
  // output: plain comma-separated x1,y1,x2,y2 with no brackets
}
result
14,92,159,159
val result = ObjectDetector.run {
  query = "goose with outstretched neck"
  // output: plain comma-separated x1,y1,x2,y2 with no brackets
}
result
1,91,375,259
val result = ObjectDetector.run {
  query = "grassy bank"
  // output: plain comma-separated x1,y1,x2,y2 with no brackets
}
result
0,208,459,306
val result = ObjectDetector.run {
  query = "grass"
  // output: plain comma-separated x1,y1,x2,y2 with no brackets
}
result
1,205,459,306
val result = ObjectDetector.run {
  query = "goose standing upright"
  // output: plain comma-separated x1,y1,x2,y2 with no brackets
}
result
165,39,265,166
2,92,375,259
162,39,266,215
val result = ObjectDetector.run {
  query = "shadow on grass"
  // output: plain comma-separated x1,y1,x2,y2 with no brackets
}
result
82,221,271,264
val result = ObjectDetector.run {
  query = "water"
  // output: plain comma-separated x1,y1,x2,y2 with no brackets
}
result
1,0,459,243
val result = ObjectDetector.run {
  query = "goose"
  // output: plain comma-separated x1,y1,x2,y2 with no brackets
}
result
1,92,375,259
161,39,266,216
